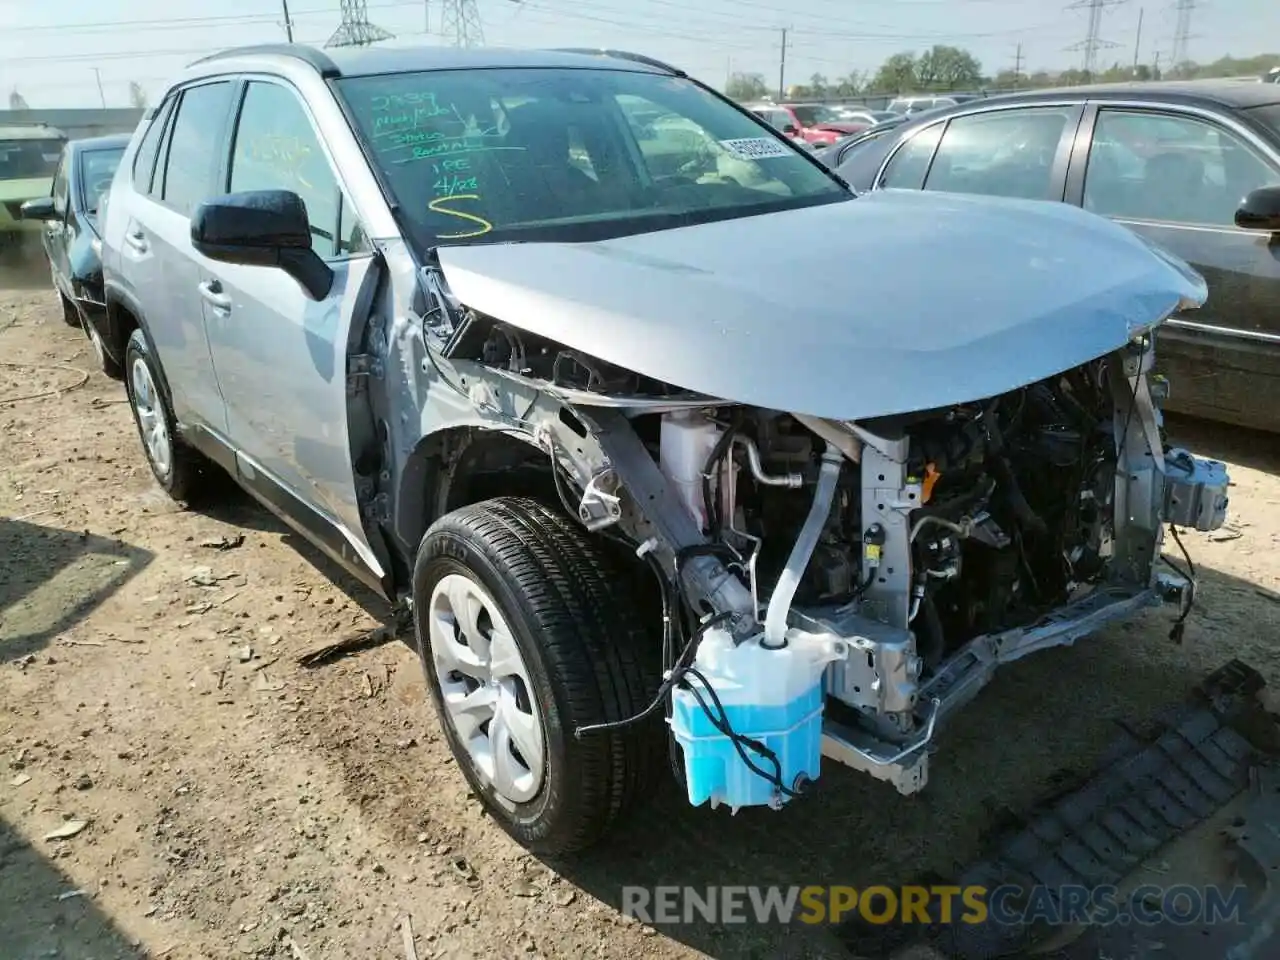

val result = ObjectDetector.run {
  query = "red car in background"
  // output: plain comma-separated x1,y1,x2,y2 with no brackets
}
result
747,102,870,145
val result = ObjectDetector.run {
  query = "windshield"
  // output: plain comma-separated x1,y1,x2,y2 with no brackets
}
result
0,138,64,179
337,67,846,246
79,147,124,213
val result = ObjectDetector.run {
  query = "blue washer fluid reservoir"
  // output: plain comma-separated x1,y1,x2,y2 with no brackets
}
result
669,624,849,812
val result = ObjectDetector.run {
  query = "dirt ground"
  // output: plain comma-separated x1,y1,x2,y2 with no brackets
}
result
2,248,1280,960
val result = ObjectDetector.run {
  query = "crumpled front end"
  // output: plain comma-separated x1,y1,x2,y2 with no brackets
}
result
551,335,1230,805
390,193,1229,813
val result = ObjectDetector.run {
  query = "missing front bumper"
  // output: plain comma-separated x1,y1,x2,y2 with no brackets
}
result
820,578,1191,795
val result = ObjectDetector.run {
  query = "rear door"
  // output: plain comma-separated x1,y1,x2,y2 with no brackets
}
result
1065,103,1280,428
201,77,379,558
129,79,238,429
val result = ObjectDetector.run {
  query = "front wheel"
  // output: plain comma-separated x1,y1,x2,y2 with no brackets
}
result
412,497,662,855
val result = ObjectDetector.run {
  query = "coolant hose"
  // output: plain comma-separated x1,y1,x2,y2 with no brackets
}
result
763,445,843,649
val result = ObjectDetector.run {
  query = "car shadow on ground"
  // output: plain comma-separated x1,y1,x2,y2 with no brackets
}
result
0,815,143,959
0,518,153,663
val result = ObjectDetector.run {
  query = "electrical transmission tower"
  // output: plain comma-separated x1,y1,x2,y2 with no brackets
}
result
326,0,394,48
441,0,484,47
1065,0,1124,78
1170,0,1197,71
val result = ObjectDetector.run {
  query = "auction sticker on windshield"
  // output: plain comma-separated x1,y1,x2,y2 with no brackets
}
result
719,137,794,160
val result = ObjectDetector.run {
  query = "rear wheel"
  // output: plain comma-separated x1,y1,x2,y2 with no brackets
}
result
412,497,662,854
123,328,218,504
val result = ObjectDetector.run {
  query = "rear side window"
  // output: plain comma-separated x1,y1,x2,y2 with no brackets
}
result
131,97,174,195
160,81,236,216
835,130,898,190
880,123,943,188
1083,109,1280,226
923,107,1072,200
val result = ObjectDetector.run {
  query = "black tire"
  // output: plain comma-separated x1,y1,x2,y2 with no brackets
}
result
122,327,217,504
413,497,662,855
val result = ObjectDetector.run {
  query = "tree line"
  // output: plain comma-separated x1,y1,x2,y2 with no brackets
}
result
725,46,1280,101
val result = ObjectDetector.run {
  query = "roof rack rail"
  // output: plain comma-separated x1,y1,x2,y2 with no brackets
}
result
188,43,341,79
549,48,685,77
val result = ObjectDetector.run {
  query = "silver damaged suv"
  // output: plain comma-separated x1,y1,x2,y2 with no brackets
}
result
101,43,1230,853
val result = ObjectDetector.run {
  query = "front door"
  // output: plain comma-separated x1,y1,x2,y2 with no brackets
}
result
200,78,380,569
1072,105,1280,431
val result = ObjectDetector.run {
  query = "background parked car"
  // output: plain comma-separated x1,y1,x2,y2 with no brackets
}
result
832,107,898,127
832,80,1280,434
886,95,959,116
746,101,870,144
0,123,68,257
20,134,129,375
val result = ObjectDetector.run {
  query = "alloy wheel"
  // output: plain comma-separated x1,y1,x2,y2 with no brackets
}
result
427,572,545,804
129,357,172,479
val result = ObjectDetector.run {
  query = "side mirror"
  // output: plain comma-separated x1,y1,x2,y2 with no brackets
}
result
19,197,58,221
782,124,799,136
190,189,333,300
1234,184,1280,233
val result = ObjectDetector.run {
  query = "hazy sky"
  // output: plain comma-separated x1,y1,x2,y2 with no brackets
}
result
2,0,1276,109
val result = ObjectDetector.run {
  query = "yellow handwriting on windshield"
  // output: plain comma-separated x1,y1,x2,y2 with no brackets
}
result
429,194,492,239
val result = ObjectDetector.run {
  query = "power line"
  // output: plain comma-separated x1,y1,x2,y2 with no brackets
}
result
0,0,1078,73
1170,0,1197,69
1132,5,1143,70
0,1,424,37
777,26,788,100
326,0,395,47
441,0,484,46
1064,0,1124,77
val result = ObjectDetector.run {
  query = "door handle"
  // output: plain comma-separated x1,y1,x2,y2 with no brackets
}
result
198,279,231,312
124,229,148,253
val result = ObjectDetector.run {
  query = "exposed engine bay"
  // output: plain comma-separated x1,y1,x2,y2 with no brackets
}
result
429,295,1231,809
664,369,1122,668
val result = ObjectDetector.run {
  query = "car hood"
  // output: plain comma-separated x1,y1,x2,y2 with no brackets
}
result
436,189,1207,421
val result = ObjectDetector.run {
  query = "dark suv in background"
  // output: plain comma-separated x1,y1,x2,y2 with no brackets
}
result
832,80,1280,434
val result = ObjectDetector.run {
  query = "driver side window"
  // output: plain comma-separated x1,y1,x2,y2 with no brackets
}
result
228,81,369,259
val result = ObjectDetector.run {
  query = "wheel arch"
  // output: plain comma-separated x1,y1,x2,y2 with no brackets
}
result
104,284,167,395
392,425,558,566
